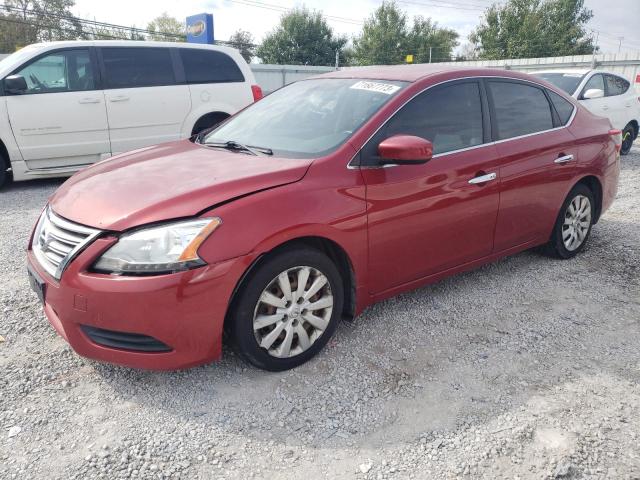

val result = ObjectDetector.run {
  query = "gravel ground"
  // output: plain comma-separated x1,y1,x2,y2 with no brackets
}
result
1,143,639,480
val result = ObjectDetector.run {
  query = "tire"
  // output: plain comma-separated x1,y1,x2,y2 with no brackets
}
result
228,246,344,371
0,154,9,190
620,124,635,156
191,113,229,137
544,183,595,259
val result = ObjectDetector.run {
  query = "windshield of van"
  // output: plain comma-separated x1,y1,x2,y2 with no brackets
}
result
534,72,586,95
203,78,408,158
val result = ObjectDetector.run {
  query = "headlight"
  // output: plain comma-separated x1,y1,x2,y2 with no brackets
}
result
93,218,221,275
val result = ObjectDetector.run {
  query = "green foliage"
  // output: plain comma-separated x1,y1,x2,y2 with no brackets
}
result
146,12,185,42
229,29,255,63
352,1,458,65
256,7,347,66
470,0,596,59
0,0,83,51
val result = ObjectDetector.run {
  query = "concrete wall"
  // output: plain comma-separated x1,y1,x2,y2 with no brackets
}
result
438,52,640,92
250,64,335,94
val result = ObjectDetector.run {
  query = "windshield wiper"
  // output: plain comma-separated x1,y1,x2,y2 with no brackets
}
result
204,140,273,156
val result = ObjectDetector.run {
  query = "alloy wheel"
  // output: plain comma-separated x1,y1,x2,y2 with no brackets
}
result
562,194,591,251
253,266,333,358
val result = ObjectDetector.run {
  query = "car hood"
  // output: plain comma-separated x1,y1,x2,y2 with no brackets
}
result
49,141,313,231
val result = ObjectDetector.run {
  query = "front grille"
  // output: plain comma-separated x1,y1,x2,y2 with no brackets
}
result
32,207,101,280
81,325,173,353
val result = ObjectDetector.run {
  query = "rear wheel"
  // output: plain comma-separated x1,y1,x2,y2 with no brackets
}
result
0,153,9,189
228,247,344,371
621,124,635,155
544,184,595,259
191,112,229,137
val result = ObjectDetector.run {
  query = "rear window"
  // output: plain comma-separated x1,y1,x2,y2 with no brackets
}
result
535,72,585,95
102,47,175,89
179,49,244,84
547,90,575,125
605,75,630,96
488,81,554,140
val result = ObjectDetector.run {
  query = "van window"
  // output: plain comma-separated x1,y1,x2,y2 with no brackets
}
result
102,47,175,89
547,90,575,125
179,49,245,84
15,49,94,93
605,75,630,96
362,81,483,162
488,81,553,140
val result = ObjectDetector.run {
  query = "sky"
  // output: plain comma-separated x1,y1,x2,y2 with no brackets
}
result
72,0,640,56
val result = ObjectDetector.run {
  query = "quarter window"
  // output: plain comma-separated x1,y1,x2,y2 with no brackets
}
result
364,81,483,162
15,49,94,93
605,75,630,96
488,81,553,140
102,47,175,89
179,49,244,84
547,90,575,125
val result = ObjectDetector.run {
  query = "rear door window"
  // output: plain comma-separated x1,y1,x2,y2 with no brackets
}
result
101,47,175,89
604,75,630,96
179,49,244,84
488,81,553,140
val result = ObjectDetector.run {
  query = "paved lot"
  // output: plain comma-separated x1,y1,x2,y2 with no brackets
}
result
1,144,639,479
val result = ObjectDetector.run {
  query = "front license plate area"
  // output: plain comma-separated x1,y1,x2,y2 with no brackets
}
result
27,266,46,304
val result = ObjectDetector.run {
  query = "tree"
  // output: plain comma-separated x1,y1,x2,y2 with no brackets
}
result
0,0,83,51
256,7,347,66
470,0,596,60
352,1,458,65
229,29,255,63
147,12,185,42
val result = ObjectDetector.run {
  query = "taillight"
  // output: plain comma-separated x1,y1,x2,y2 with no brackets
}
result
251,84,263,102
609,129,622,153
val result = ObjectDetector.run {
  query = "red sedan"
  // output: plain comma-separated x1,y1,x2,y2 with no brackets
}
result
27,66,621,371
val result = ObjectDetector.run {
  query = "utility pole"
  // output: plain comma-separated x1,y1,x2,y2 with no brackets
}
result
429,46,432,63
335,49,339,70
618,37,624,53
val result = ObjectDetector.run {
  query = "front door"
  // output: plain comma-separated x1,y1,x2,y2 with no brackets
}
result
99,47,191,155
360,80,500,294
6,48,109,170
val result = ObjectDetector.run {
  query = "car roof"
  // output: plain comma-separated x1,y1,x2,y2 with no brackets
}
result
312,64,544,84
24,40,239,55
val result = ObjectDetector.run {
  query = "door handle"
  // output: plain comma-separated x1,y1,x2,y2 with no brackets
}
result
109,95,130,102
78,98,100,104
468,172,496,184
554,154,574,164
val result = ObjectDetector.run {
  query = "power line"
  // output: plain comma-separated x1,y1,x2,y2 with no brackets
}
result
225,0,364,25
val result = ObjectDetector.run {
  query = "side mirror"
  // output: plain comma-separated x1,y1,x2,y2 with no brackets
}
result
4,75,28,95
582,88,604,100
378,135,433,165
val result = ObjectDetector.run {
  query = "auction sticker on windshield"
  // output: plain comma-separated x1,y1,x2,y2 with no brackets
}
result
350,81,401,95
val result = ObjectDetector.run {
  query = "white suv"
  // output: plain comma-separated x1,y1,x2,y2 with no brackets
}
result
535,69,639,155
0,40,262,187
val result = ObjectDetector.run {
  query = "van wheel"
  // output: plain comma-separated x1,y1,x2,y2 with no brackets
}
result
621,124,635,155
544,184,595,259
0,154,9,189
191,112,230,136
228,247,343,371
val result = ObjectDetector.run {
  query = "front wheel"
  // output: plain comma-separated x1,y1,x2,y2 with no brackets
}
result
544,184,595,259
228,246,344,371
620,124,635,156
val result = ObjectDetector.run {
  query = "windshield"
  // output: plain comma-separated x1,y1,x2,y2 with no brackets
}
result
203,78,408,158
535,72,586,95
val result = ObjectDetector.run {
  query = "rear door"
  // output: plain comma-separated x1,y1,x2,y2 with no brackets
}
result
5,48,109,170
99,47,191,154
361,80,501,294
488,80,578,251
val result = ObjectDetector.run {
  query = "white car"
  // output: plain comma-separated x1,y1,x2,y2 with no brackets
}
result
535,69,639,155
0,40,262,187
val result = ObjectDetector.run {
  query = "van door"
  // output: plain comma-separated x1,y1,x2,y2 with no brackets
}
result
99,47,191,154
5,48,110,170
